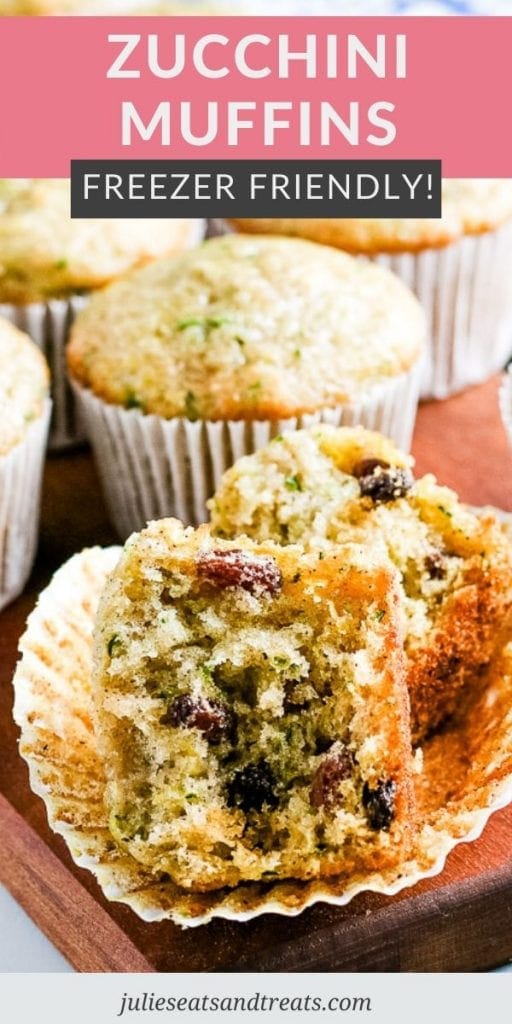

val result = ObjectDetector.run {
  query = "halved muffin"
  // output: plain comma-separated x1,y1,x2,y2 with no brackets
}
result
93,519,414,892
209,426,512,743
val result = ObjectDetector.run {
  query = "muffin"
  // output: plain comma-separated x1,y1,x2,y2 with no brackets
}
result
93,518,414,891
68,233,426,536
230,180,512,398
11,539,512,924
0,315,50,610
0,179,204,447
209,425,512,743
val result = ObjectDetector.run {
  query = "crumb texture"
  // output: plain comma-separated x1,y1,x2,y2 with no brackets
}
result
93,518,414,892
210,425,512,742
11,543,512,925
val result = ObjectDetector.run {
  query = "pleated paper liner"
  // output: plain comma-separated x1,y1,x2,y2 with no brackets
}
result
0,401,51,612
0,218,207,452
12,539,512,927
372,220,512,400
73,360,422,539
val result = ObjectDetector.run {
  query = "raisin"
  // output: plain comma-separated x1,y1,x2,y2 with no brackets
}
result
283,679,309,713
160,694,236,745
352,457,390,478
424,551,446,579
310,747,354,809
227,760,278,812
211,842,234,861
358,465,413,503
314,735,335,755
437,656,461,681
196,549,282,595
362,779,396,830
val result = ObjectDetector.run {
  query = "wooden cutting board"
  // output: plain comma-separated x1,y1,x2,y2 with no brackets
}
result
1,375,512,973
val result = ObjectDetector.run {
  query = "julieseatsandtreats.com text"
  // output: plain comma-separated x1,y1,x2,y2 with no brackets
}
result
117,992,373,1016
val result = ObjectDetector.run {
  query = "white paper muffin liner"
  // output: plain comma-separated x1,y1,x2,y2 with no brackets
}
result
12,541,512,927
0,296,88,450
362,221,512,399
73,362,422,539
0,400,51,611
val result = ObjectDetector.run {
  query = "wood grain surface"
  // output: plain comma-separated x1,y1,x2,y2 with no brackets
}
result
1,375,512,973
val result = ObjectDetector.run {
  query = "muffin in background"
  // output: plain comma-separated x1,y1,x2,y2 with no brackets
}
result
230,180,512,399
0,316,50,610
68,233,425,536
0,179,204,447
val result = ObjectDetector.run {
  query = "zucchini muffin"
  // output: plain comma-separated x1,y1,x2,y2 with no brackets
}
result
93,519,414,892
68,234,424,421
0,316,50,609
12,544,512,925
0,179,203,447
230,181,512,255
0,179,203,304
68,233,425,534
230,180,512,398
209,425,512,743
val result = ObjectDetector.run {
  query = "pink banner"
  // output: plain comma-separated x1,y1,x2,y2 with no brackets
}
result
0,16,510,177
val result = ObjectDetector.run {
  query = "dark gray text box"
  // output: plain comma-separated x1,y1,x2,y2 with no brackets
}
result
71,160,442,219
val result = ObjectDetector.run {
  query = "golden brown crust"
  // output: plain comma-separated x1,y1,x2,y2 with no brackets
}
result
408,559,512,743
0,180,203,303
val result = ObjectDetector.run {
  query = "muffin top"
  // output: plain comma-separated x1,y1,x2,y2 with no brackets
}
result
0,317,49,454
67,234,425,422
229,179,512,255
0,179,203,303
